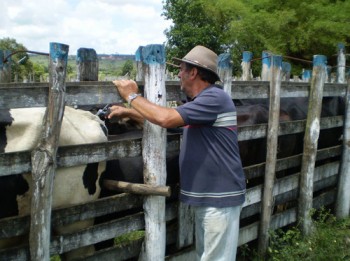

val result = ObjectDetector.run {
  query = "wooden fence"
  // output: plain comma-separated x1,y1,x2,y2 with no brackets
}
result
0,43,349,260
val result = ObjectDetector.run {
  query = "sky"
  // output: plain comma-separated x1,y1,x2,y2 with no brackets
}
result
0,0,172,55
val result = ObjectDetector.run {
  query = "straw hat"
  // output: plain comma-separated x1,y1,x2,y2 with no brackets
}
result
173,45,220,81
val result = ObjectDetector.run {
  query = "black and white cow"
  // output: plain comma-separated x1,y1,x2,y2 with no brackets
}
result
0,106,108,260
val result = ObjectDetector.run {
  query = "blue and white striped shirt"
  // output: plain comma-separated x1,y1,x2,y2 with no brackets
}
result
176,85,246,207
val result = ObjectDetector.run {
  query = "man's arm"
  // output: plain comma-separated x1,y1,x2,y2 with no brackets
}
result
111,80,185,128
108,105,144,125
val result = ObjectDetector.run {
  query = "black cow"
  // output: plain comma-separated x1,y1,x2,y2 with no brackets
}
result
236,103,295,167
235,96,344,157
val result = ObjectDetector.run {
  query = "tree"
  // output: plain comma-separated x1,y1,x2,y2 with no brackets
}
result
225,0,350,76
0,37,34,82
162,0,232,66
121,60,135,78
162,0,350,77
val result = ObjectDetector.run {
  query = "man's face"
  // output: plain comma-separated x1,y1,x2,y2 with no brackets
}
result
178,63,191,94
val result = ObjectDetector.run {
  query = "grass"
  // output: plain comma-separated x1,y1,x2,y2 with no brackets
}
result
239,208,350,260
114,230,145,246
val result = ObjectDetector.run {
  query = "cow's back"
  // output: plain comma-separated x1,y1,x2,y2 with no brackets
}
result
1,106,108,259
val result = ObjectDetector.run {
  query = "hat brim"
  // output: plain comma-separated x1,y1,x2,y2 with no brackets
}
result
171,57,220,82
166,61,180,68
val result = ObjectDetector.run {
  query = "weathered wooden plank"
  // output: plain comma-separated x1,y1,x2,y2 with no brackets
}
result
0,117,341,178
336,79,350,218
218,53,233,95
298,55,327,236
30,42,69,261
1,81,346,108
0,50,12,83
336,43,346,84
0,81,183,108
81,238,144,261
243,161,339,208
177,202,194,249
0,193,144,239
242,174,338,220
239,189,336,246
241,51,253,81
103,180,171,197
261,51,271,81
0,194,178,241
238,115,343,142
76,48,99,81
0,213,145,260
0,120,340,178
0,202,179,260
259,55,282,253
0,162,339,259
67,211,180,261
139,44,167,261
0,133,181,176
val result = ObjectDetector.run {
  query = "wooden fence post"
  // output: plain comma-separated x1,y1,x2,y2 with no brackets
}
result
326,66,332,83
0,50,12,83
76,48,98,81
217,53,233,95
298,55,327,236
30,42,69,261
337,43,346,84
241,51,253,81
302,69,312,82
0,50,4,83
258,55,282,255
261,51,271,81
139,44,167,261
336,78,350,218
282,62,291,81
135,46,145,82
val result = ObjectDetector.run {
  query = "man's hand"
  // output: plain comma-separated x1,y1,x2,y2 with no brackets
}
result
112,80,139,101
108,104,145,125
108,104,128,119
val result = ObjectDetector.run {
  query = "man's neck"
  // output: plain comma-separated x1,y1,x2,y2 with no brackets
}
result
189,81,211,99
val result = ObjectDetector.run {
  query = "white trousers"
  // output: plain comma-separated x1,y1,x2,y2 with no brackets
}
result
194,205,242,261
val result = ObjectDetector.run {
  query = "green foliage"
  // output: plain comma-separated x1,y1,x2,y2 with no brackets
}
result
0,37,34,82
162,0,232,65
162,0,350,77
98,58,129,81
114,230,145,246
121,60,136,78
50,255,60,261
239,208,350,260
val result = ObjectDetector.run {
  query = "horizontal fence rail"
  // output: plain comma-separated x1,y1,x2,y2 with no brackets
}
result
0,77,348,259
0,81,347,108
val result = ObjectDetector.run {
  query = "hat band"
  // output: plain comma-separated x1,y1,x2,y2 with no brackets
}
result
182,58,210,70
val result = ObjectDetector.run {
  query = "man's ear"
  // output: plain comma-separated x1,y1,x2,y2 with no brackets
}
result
189,67,198,80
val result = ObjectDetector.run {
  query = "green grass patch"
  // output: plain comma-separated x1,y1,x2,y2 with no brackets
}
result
114,230,145,246
239,208,350,260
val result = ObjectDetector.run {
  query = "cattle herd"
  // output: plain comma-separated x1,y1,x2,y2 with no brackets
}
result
0,94,345,259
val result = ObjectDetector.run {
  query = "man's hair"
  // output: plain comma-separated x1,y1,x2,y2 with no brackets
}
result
185,63,218,84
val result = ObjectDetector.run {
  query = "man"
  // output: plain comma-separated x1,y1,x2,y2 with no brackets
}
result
109,45,246,261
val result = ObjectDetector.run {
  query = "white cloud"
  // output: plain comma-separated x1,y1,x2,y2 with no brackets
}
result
0,0,172,55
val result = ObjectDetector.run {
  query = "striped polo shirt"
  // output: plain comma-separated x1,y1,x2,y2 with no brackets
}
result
175,84,246,207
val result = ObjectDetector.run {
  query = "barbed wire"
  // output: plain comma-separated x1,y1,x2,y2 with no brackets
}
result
249,54,350,70
2,49,349,70
2,50,49,63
